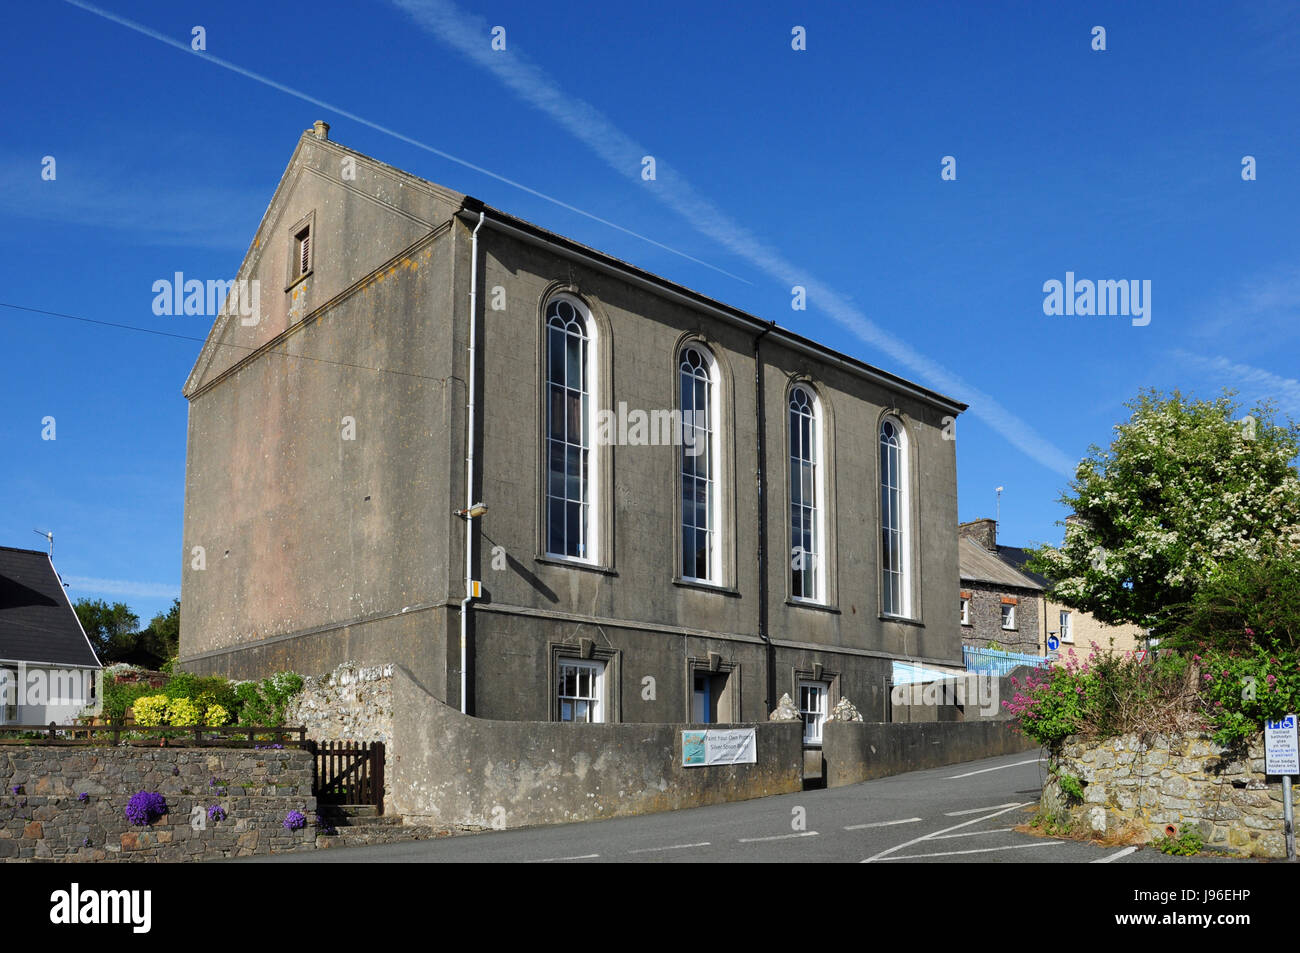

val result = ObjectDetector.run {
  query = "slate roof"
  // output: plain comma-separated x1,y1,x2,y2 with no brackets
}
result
996,545,1054,589
0,547,101,667
957,537,1044,591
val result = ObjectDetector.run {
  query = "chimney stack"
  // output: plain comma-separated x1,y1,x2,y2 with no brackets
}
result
312,120,330,140
958,518,997,551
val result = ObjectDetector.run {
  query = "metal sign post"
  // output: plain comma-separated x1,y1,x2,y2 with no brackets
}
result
1264,715,1299,861
1285,775,1296,862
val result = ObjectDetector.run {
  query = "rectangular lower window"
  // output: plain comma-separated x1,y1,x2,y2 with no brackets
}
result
557,659,605,723
799,680,829,745
1001,604,1016,630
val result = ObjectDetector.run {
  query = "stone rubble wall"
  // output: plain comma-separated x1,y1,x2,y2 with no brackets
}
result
285,661,395,747
1044,732,1290,858
0,747,317,862
285,661,395,806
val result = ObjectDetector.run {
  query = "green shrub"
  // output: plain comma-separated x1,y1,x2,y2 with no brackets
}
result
166,697,203,726
235,672,304,727
1200,638,1300,747
1056,771,1085,804
133,695,169,727
100,680,154,724
1153,829,1203,856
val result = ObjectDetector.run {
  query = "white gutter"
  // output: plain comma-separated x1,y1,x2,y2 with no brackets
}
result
460,211,486,714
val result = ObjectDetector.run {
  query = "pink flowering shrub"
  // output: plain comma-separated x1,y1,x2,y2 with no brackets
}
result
1004,642,1201,750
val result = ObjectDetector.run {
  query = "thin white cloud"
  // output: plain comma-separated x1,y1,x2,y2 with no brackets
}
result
1175,350,1300,420
0,155,262,250
63,576,180,600
1191,266,1300,344
391,0,1077,476
59,0,747,282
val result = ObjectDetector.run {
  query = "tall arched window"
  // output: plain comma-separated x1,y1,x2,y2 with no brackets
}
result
680,345,720,582
545,296,596,561
879,416,910,616
789,385,823,600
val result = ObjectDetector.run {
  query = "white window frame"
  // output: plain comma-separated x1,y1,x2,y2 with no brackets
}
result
556,658,605,723
879,416,911,617
798,679,830,745
1059,610,1073,643
960,597,970,625
679,345,722,584
789,386,825,602
0,668,15,724
544,295,599,564
1001,603,1016,630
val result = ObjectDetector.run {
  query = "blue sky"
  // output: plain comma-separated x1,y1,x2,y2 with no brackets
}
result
2,0,1297,623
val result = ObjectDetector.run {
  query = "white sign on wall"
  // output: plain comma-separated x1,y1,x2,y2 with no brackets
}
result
1264,715,1299,775
682,728,757,767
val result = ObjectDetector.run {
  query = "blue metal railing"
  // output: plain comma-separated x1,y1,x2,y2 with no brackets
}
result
962,645,1050,677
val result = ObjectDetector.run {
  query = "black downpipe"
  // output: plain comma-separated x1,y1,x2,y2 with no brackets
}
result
754,324,775,713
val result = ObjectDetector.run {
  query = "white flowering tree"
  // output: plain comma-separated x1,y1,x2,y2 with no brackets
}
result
1030,389,1300,632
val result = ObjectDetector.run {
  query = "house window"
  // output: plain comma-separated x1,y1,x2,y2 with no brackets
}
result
789,386,824,601
1060,610,1073,643
799,680,830,745
557,658,605,723
879,417,910,616
680,345,720,582
1001,603,1016,630
960,597,970,625
545,296,597,561
293,225,311,278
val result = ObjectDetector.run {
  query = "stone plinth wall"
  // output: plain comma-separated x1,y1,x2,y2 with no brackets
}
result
823,720,1037,787
390,666,803,829
1045,732,1290,858
0,747,317,862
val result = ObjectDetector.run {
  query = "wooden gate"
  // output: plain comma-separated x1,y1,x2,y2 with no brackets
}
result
311,740,384,813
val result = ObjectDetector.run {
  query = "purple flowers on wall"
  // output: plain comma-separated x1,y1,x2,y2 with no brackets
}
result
124,791,168,826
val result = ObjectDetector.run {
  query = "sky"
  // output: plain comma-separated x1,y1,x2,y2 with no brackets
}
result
1,0,1297,623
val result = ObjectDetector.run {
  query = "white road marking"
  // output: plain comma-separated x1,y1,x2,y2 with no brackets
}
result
946,758,1043,779
927,827,1016,840
738,831,820,843
1092,846,1138,863
862,801,1033,863
880,841,1060,860
528,853,600,863
627,841,711,854
944,802,1022,816
844,817,923,830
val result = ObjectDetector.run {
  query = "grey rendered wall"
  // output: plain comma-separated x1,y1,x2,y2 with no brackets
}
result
823,720,1038,787
180,135,462,696
390,666,803,828
457,224,962,720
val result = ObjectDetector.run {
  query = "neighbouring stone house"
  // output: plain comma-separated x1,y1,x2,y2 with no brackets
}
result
958,517,1147,661
179,121,968,737
957,519,1043,655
